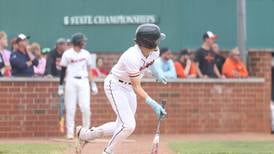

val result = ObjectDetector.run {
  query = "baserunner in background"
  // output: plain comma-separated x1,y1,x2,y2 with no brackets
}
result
58,33,98,140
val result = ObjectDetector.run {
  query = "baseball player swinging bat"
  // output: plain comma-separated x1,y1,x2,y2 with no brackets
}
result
150,100,166,154
74,24,167,154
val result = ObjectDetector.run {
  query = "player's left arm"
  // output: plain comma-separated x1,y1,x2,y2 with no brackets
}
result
87,53,98,94
130,76,166,118
88,66,95,82
58,66,66,96
58,52,68,96
131,76,149,99
88,69,98,95
149,61,167,84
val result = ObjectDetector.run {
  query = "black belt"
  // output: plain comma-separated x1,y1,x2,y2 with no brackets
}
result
74,76,86,79
118,79,131,85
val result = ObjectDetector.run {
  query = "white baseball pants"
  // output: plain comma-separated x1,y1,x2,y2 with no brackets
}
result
65,77,91,138
81,74,137,153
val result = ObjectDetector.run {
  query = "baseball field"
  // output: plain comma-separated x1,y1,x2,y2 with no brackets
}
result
1,134,274,154
0,1,274,154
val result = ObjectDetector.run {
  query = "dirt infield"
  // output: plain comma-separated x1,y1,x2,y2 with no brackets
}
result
1,133,274,154
64,135,174,154
66,133,274,154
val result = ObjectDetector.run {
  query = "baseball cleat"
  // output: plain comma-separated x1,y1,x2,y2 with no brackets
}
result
66,134,74,140
102,151,112,154
88,127,104,140
75,126,88,154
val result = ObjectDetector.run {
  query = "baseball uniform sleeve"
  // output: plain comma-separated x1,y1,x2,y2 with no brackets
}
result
123,54,140,77
60,52,68,67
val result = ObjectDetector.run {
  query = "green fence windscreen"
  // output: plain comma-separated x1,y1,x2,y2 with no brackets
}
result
0,0,272,52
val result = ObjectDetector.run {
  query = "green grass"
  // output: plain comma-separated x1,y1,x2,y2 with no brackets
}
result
0,143,67,154
169,141,274,154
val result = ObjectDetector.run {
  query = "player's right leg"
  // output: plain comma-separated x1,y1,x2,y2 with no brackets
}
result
65,78,78,139
77,78,91,129
76,121,116,141
103,77,136,153
77,75,136,154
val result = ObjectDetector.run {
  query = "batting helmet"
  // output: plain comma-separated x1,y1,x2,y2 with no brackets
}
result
135,24,166,49
71,33,87,47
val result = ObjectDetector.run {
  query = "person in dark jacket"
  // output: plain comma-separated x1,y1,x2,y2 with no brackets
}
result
212,43,225,73
44,38,67,77
10,34,38,77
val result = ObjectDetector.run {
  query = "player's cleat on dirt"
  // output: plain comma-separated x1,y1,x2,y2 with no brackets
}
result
66,134,74,140
102,151,112,154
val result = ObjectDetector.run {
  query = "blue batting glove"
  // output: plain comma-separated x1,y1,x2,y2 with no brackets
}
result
156,73,167,84
145,97,167,118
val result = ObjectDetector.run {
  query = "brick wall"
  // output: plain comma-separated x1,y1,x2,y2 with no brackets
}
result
0,50,272,137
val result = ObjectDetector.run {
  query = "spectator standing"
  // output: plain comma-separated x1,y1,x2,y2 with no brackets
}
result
194,31,223,78
222,48,248,78
0,31,11,77
30,43,46,76
153,47,177,79
10,34,38,77
174,49,196,78
66,39,73,49
44,39,67,134
212,43,225,73
91,57,108,78
45,38,67,77
43,38,67,133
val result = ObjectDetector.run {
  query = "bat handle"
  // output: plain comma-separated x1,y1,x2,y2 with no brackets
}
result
161,100,166,109
160,100,166,118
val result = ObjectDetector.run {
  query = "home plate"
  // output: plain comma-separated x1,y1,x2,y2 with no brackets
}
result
50,138,136,143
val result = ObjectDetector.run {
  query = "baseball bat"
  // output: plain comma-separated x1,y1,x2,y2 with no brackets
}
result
59,95,65,133
150,100,166,154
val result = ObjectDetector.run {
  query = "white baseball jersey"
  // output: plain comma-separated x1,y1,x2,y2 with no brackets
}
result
60,48,92,78
111,44,159,82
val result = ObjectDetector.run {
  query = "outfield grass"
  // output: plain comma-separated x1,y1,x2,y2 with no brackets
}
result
0,143,68,154
169,141,274,154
